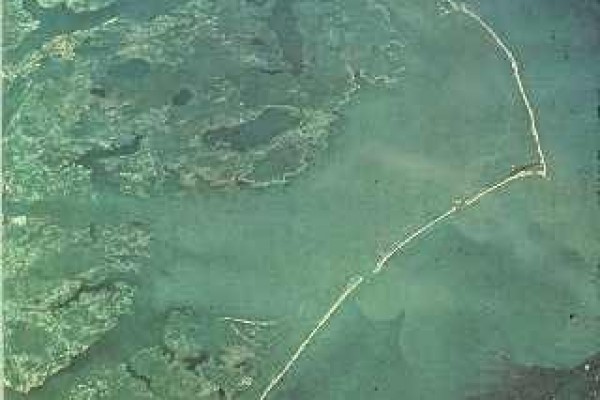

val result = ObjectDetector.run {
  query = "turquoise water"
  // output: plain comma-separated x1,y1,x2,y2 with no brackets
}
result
3,0,599,399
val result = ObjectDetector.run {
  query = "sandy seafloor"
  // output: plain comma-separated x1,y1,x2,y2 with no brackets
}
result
3,0,599,399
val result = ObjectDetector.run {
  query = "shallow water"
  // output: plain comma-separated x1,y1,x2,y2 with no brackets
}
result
3,0,599,399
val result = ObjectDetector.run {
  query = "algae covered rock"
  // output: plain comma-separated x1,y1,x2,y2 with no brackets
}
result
45,0,116,12
68,308,280,399
2,216,150,393
5,0,405,195
3,0,40,54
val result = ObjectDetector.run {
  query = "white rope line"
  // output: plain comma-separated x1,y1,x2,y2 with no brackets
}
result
219,316,278,327
447,0,548,178
258,276,365,400
373,207,458,274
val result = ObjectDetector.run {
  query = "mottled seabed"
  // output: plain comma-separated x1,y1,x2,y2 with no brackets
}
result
2,0,599,400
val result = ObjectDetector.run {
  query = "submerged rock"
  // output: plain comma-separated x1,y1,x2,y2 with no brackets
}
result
171,88,194,106
202,106,301,152
468,352,600,400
